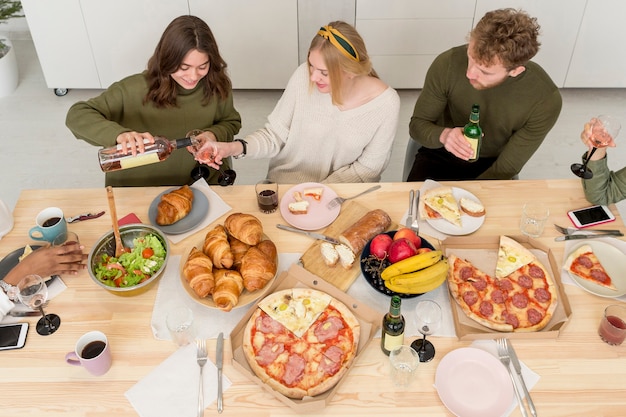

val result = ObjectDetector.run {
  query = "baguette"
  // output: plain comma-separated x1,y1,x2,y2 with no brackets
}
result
338,209,391,255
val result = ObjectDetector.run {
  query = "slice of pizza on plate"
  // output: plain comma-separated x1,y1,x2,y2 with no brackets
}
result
421,186,462,227
495,236,536,279
564,244,616,290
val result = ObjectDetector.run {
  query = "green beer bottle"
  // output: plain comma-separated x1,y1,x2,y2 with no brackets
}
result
464,104,482,162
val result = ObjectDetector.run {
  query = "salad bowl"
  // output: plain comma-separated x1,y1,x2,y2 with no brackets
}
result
88,224,170,296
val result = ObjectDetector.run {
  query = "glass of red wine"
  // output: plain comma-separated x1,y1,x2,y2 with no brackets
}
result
571,115,621,179
17,274,60,335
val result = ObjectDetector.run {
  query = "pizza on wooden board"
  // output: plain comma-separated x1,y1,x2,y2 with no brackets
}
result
447,236,558,332
242,288,360,399
564,244,616,290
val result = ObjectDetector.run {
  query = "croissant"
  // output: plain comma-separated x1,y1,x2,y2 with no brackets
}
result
156,185,194,225
212,268,244,312
240,240,278,292
182,247,215,298
228,235,250,271
224,213,263,246
203,225,234,269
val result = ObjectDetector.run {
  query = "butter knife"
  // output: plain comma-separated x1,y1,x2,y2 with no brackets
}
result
276,224,340,244
216,332,224,414
555,232,623,241
506,339,537,417
406,190,415,229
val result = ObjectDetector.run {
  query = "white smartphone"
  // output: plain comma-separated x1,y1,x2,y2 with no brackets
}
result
567,205,616,229
0,322,28,351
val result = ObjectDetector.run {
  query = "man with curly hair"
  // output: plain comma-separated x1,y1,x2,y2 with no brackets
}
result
407,8,562,181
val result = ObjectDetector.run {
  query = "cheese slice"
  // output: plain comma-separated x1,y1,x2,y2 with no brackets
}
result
495,236,535,278
423,186,462,227
259,288,331,337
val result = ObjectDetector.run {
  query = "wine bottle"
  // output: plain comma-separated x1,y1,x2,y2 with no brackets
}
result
98,136,198,172
464,104,482,162
381,295,405,355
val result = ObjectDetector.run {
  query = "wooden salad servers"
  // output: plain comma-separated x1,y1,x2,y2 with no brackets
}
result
106,186,124,257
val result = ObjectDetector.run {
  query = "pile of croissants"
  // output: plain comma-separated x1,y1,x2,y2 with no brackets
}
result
182,212,278,312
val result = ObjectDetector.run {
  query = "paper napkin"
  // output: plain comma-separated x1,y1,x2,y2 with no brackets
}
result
125,343,231,417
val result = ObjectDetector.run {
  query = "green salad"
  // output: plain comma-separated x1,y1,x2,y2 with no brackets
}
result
94,234,166,288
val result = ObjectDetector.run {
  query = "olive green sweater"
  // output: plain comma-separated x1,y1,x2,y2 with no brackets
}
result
409,45,562,180
583,155,626,205
66,73,241,186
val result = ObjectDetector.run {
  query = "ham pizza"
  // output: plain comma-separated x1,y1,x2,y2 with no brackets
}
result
242,288,360,399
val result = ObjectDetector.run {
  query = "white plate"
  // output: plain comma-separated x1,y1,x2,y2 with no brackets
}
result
565,241,626,297
435,347,514,417
425,187,485,235
279,183,340,231
148,187,209,235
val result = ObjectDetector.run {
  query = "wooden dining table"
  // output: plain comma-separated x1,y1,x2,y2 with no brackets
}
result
1,179,625,417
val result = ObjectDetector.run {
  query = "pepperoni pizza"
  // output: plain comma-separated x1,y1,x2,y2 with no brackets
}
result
447,237,558,332
564,244,616,290
242,288,360,399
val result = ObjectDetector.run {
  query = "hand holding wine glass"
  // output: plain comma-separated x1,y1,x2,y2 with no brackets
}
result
17,274,61,335
571,115,621,179
410,300,442,362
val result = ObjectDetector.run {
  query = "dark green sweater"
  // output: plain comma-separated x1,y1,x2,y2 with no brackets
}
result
66,73,241,186
583,155,626,205
409,45,562,179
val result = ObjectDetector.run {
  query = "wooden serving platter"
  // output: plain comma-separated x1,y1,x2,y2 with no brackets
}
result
299,200,396,291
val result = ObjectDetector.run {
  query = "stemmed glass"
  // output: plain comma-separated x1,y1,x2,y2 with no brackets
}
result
410,300,442,362
187,130,236,186
16,274,60,335
571,115,621,179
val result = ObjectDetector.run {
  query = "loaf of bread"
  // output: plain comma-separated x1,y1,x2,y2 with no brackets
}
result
156,185,194,225
224,213,263,245
203,225,234,269
338,209,392,254
212,268,244,312
182,247,215,298
240,240,277,292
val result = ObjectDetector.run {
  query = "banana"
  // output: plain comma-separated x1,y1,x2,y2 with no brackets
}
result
381,250,442,281
384,259,449,294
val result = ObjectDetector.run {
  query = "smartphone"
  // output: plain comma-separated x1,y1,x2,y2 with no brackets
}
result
0,322,28,351
567,205,616,228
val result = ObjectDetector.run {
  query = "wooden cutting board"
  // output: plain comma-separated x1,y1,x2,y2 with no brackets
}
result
300,200,397,291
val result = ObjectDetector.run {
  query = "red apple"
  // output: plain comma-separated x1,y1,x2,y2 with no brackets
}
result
388,238,417,264
370,233,393,260
393,228,422,249
416,247,433,254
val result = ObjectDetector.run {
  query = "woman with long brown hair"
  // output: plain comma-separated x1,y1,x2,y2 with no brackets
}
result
66,15,241,186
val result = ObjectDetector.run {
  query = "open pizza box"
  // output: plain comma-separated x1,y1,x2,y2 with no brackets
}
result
230,263,381,412
441,235,572,341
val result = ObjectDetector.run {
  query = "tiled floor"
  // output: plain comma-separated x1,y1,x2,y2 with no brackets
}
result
2,38,626,213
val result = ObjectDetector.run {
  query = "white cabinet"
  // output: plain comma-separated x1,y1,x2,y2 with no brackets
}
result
356,0,475,88
80,0,189,88
565,0,626,87
21,0,100,90
189,0,298,89
474,0,587,88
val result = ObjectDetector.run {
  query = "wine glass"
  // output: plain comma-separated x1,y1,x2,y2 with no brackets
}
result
187,130,237,186
571,115,621,179
16,274,61,335
410,300,442,362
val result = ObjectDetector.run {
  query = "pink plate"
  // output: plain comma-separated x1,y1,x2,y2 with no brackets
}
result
279,183,340,231
435,347,514,417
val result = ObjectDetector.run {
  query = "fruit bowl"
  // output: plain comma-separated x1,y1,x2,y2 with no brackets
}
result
88,224,170,297
360,231,435,298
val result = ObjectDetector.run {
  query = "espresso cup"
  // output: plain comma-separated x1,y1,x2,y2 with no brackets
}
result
65,331,112,376
29,207,67,243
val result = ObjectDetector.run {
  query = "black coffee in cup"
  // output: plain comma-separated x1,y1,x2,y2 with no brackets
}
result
81,340,106,359
43,217,61,227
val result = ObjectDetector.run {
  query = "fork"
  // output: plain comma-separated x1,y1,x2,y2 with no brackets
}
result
554,224,623,236
196,339,207,417
326,185,381,209
411,190,420,235
496,338,528,417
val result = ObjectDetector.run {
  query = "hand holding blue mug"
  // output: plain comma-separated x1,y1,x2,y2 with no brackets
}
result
29,207,67,243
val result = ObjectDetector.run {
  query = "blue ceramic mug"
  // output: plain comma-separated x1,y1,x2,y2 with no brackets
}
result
29,207,67,243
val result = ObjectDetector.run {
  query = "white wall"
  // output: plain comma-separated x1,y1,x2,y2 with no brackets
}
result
0,16,30,39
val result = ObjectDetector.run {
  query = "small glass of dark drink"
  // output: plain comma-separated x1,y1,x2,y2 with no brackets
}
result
256,179,278,214
599,304,626,346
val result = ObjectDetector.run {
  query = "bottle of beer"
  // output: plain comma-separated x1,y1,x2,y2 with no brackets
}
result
464,104,482,162
381,295,405,355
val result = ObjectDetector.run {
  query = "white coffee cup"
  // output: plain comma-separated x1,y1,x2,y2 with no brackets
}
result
65,330,112,376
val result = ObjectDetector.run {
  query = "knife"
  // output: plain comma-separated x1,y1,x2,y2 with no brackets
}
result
8,310,41,317
555,232,623,241
216,332,224,414
276,224,340,244
507,341,537,417
406,190,415,229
